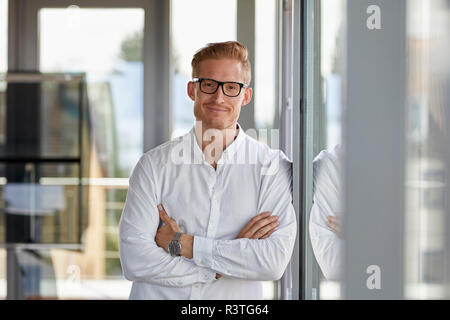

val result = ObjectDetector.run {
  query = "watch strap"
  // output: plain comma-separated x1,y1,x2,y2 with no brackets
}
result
173,232,182,241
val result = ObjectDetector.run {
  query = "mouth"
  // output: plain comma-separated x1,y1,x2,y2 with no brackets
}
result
206,106,229,113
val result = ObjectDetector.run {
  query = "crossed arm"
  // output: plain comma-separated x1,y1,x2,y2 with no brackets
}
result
155,204,280,278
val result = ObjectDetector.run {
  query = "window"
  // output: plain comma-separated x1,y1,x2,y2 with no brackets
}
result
317,0,346,300
404,0,450,299
37,7,144,299
255,0,278,131
170,0,237,138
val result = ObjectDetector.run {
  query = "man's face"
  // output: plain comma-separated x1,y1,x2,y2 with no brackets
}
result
187,58,252,130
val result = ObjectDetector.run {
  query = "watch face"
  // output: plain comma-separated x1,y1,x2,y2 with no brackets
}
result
169,241,181,256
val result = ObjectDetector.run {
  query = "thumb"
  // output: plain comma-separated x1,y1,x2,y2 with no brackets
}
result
158,204,170,222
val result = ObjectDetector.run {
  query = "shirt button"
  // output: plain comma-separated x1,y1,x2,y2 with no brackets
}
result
194,284,199,288
177,281,183,286
201,260,205,265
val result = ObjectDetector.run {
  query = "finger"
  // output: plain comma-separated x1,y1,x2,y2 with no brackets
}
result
247,215,278,236
260,226,277,239
329,216,341,226
327,217,340,229
252,220,280,239
240,211,272,235
158,204,171,223
251,219,279,239
327,221,339,235
326,220,336,231
247,216,278,238
327,222,336,233
326,219,335,228
329,216,340,224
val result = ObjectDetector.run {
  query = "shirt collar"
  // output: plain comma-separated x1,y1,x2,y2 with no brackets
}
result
189,122,246,165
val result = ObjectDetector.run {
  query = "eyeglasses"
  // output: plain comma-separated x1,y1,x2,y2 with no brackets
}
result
192,78,248,97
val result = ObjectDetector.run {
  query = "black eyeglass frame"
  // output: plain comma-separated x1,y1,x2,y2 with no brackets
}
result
192,78,249,97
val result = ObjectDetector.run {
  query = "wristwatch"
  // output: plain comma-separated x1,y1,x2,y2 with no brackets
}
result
168,232,183,257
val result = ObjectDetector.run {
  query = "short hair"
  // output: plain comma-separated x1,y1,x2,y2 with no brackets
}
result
191,41,252,85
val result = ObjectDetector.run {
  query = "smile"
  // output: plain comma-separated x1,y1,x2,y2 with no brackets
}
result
206,106,228,113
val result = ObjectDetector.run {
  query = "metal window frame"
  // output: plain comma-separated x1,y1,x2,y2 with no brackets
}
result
296,0,321,300
290,0,302,301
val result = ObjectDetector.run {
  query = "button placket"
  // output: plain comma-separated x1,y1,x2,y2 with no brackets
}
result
209,175,216,196
207,178,220,238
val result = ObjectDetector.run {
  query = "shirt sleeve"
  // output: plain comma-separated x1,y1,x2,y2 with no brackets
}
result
119,155,217,287
192,151,297,281
308,150,344,281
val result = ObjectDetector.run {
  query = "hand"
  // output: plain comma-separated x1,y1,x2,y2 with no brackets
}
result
155,204,182,252
155,204,194,259
326,214,342,238
236,211,279,240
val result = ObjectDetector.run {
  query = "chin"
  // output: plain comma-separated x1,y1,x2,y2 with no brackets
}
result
206,120,226,129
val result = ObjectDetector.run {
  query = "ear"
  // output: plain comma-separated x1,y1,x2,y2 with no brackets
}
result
241,87,253,107
187,81,195,101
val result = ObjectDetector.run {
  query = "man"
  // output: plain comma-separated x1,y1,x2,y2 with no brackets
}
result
119,41,297,299
309,144,343,281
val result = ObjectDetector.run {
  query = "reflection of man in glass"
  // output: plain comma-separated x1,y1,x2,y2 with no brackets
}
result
119,41,297,299
309,144,343,280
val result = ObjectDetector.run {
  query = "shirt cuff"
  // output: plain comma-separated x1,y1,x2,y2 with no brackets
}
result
193,236,214,269
196,268,216,283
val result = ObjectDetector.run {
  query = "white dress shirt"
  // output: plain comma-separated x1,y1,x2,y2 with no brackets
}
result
119,123,297,299
309,144,344,281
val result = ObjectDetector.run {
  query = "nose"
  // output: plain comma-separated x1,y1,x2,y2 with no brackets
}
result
212,84,226,104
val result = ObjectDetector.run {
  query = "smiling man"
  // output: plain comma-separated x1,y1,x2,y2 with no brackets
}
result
119,41,297,299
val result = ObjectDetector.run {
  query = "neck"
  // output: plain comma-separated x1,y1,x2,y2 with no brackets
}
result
194,122,238,152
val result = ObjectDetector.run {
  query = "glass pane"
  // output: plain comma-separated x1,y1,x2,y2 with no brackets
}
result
404,0,450,299
255,0,277,131
2,247,131,300
320,1,345,151
38,7,144,299
0,78,82,158
0,163,81,244
315,0,346,300
39,8,144,177
171,0,237,138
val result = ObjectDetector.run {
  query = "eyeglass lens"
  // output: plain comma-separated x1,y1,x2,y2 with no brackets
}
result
200,79,241,97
